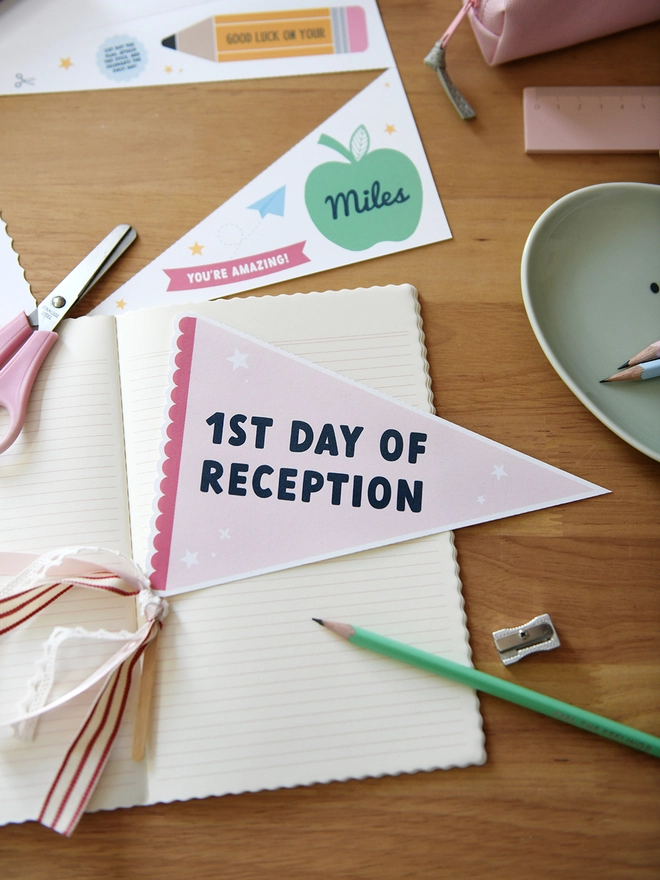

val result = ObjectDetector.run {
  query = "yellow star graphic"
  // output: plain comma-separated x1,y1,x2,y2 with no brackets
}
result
59,57,73,70
385,124,396,134
115,299,127,310
189,241,204,256
164,65,173,74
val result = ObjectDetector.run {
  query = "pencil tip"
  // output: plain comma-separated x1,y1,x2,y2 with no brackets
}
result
599,378,609,383
312,617,325,626
618,362,629,370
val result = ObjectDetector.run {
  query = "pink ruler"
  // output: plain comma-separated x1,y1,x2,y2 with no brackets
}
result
523,86,660,153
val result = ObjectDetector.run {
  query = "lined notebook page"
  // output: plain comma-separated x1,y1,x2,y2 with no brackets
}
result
0,316,132,554
0,316,143,823
116,285,485,806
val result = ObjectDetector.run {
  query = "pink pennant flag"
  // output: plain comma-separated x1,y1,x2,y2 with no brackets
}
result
149,316,608,595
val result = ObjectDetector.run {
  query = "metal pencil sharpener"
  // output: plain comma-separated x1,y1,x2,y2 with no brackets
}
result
492,614,560,666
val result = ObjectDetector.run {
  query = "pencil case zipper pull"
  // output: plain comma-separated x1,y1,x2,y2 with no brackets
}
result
424,0,477,120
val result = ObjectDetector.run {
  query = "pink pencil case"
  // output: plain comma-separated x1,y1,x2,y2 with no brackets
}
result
425,0,660,118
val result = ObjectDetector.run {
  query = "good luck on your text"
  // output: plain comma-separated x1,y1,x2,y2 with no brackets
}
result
198,413,427,513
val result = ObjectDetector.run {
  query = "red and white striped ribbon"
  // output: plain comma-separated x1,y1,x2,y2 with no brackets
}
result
0,547,167,836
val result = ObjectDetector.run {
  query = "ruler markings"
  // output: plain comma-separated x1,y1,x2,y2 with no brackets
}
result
534,86,659,99
523,86,660,153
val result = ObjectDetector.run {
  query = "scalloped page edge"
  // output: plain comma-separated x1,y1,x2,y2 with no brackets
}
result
410,291,475,674
0,212,35,322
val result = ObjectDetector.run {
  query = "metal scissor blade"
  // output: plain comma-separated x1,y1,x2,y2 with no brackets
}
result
31,224,137,332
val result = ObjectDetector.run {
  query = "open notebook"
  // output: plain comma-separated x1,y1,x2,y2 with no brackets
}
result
0,284,484,825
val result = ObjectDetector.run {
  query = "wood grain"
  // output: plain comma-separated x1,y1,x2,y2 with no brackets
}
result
1,2,659,877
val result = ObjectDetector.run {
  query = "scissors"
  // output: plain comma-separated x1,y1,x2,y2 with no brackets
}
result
0,224,136,454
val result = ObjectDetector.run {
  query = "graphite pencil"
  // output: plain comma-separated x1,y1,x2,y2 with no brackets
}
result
619,339,660,369
313,618,660,759
601,359,660,383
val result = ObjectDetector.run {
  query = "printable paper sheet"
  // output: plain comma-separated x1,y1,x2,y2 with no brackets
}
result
0,0,394,95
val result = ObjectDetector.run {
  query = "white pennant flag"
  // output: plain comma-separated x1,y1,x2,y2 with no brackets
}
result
92,67,451,315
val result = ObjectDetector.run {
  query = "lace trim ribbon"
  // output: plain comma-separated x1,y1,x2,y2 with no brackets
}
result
0,547,167,836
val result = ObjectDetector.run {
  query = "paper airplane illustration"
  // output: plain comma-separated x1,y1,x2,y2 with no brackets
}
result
148,316,608,595
248,186,286,218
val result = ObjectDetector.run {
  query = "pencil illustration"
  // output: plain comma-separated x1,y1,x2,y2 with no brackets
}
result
162,7,368,64
601,359,660,383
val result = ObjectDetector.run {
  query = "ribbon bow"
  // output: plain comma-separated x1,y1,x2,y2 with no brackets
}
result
0,547,167,836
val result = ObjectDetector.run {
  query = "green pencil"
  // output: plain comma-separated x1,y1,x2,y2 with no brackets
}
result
313,618,660,759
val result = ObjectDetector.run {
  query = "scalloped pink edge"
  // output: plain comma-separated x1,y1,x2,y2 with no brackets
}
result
150,316,197,591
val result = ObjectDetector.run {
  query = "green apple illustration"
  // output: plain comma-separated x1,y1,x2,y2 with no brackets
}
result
304,125,423,251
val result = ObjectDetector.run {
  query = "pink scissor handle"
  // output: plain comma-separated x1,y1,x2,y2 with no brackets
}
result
0,312,33,364
0,314,58,454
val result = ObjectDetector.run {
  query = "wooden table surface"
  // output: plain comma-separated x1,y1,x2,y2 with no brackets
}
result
1,3,659,877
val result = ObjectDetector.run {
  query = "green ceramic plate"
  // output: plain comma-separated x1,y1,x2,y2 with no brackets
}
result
521,183,660,462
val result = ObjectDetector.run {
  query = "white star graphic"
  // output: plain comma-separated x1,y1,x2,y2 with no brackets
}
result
219,528,231,540
181,549,199,568
477,496,486,505
491,465,508,480
227,348,249,370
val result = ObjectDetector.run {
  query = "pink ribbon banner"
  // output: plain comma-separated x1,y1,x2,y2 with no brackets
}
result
163,241,310,292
